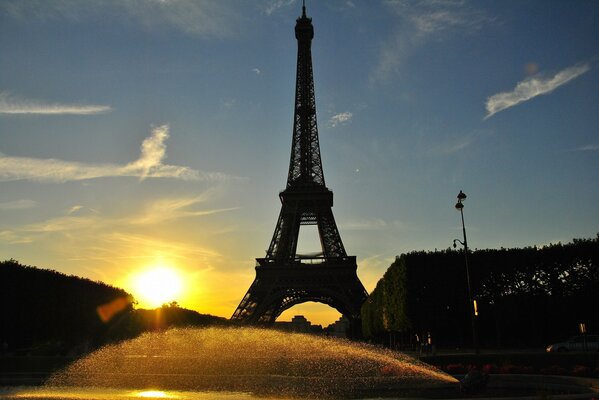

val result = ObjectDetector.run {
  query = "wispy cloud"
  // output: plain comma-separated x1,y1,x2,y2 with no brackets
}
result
263,0,295,16
417,128,492,157
485,63,590,119
19,197,235,234
0,0,238,38
0,199,38,210
0,125,232,183
373,0,493,82
341,218,405,232
341,218,388,231
426,132,487,156
0,92,111,115
252,68,261,75
410,6,489,36
0,230,33,244
329,112,353,128
220,98,236,109
121,0,238,37
573,144,599,152
105,232,221,260
427,138,472,155
0,193,231,270
65,205,99,215
22,215,98,234
66,205,84,215
131,195,238,225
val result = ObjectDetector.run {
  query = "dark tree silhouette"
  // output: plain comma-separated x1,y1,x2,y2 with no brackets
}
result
0,260,229,356
362,235,599,349
1,259,131,355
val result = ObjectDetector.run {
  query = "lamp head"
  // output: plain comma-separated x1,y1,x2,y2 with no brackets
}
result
457,190,467,201
455,201,464,210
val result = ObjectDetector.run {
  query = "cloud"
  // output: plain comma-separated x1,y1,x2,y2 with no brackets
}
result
341,218,406,232
121,0,238,37
22,215,98,234
329,112,353,127
66,205,100,215
104,232,221,260
123,125,171,179
66,205,84,215
373,0,492,82
252,68,261,75
574,144,599,152
0,0,238,38
0,92,111,115
2,192,237,246
19,197,235,234
0,125,232,183
0,230,33,244
131,195,238,225
220,98,236,109
341,218,388,231
0,195,229,270
484,63,590,119
410,6,489,36
425,132,483,155
0,199,38,210
428,138,471,155
264,0,296,16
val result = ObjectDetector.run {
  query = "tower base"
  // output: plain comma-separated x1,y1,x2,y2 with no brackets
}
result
232,256,367,336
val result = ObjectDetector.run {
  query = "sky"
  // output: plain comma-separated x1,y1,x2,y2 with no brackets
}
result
1,0,598,326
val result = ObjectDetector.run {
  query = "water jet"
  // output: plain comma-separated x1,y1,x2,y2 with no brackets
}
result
6,327,458,399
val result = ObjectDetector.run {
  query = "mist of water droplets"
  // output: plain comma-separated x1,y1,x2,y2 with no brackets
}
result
47,327,456,397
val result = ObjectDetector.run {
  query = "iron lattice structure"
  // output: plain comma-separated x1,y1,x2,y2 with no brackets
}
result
231,5,368,331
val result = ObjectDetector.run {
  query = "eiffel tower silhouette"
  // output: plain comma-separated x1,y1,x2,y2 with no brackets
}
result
231,3,368,333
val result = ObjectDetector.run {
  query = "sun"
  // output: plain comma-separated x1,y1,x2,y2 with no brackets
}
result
132,265,184,308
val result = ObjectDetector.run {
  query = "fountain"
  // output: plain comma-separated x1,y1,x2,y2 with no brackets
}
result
3,327,458,399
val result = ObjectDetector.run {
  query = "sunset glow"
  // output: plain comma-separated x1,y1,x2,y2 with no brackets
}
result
1,1,598,326
136,391,174,399
131,265,184,308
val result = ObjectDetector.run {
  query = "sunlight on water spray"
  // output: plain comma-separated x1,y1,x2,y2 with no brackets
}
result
40,327,456,398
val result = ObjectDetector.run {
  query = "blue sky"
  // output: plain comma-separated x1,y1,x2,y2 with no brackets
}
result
1,0,598,325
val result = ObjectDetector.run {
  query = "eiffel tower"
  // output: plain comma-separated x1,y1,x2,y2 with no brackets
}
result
231,3,368,333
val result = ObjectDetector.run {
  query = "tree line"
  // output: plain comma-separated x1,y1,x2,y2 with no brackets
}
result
361,235,599,349
0,260,227,356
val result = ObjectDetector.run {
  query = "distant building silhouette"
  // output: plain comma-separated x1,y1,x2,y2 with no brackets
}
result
274,315,323,334
326,316,350,338
273,314,350,338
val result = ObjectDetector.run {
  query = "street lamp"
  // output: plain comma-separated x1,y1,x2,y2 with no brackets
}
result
454,190,479,354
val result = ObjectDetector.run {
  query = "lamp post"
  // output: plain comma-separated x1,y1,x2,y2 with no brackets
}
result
454,190,479,354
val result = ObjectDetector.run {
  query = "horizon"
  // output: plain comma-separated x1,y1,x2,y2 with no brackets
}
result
4,233,595,328
1,1,598,326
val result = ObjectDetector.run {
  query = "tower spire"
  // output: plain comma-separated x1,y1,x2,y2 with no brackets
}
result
290,0,320,187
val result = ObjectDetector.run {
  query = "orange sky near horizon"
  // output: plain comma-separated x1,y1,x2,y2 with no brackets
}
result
118,261,351,327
